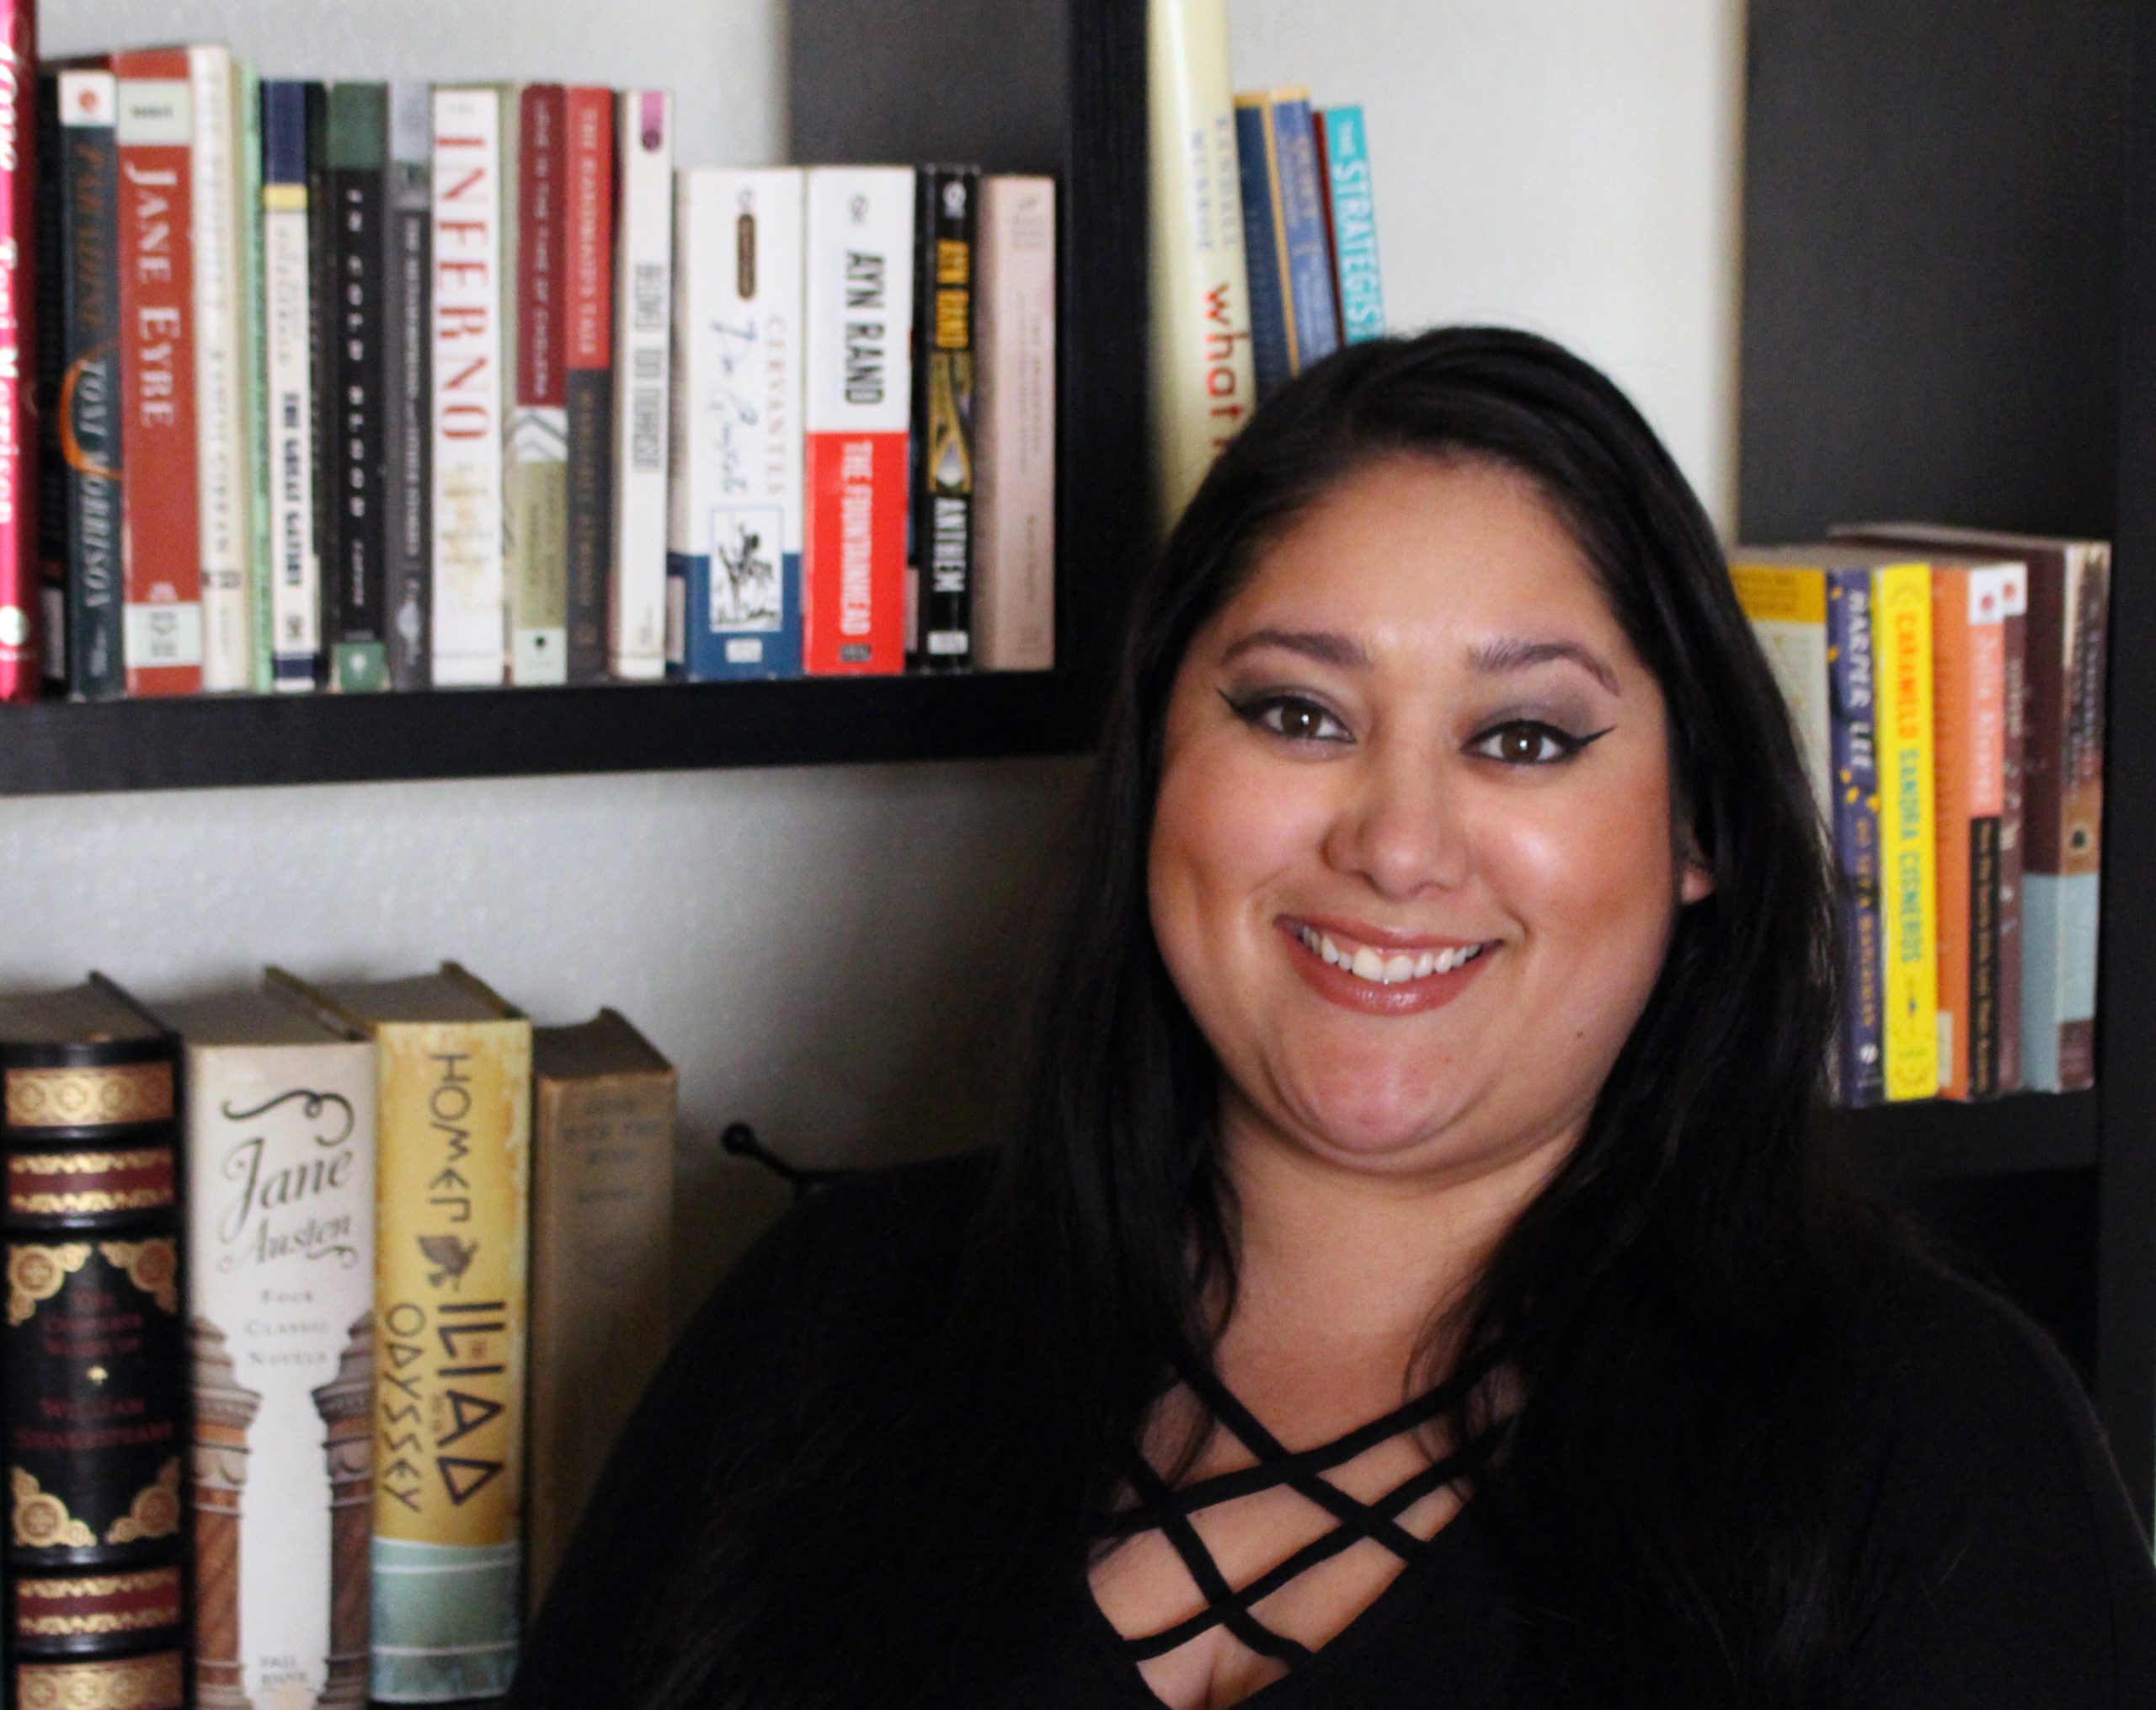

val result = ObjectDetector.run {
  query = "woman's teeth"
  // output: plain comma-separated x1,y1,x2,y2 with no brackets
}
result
1294,924,1487,986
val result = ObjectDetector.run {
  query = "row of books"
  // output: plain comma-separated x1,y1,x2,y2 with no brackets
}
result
1149,0,1388,516
0,968,676,1707
5,36,1058,703
1730,524,2110,1104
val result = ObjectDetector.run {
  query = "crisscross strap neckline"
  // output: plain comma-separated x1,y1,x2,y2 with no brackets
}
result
1103,1344,1504,1666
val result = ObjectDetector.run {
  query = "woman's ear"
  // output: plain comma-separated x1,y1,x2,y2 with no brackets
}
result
1678,828,1714,904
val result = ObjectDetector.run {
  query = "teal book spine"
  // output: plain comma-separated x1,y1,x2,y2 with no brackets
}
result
1319,104,1385,343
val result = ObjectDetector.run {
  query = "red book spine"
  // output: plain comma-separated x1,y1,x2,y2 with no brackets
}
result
113,49,200,695
517,84,563,414
0,0,34,700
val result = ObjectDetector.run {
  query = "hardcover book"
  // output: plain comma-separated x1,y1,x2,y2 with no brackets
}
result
606,89,672,681
188,45,252,692
383,83,432,690
260,80,322,692
525,1011,675,1613
0,0,33,703
1148,0,1256,520
323,83,392,692
973,174,1056,672
910,164,979,671
561,84,614,683
55,68,126,701
430,87,507,687
1315,104,1385,344
668,167,805,680
150,987,378,1710
0,978,188,1710
1262,90,1339,377
267,965,531,1704
504,83,568,686
35,71,63,695
803,165,912,674
114,48,204,695
1232,94,1291,400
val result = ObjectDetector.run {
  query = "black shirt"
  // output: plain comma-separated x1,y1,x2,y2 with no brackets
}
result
512,1152,2156,1707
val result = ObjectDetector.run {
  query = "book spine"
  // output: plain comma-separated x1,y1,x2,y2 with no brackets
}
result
1148,0,1255,519
0,0,32,702
237,63,274,692
1964,567,2015,1098
1929,566,1973,1098
1997,574,2029,1092
524,1063,674,1614
189,45,251,692
2057,547,2108,1089
1233,98,1291,399
1319,104,1385,343
261,81,321,691
562,85,613,683
382,83,431,689
504,83,566,684
802,166,911,675
1874,560,1940,1101
973,174,1056,672
115,50,203,696
34,72,62,694
2,1039,187,1709
1269,92,1338,375
1827,569,1886,1104
915,165,978,671
325,83,391,692
183,1040,376,1710
370,1019,531,1703
1728,563,1833,814
305,84,334,680
606,90,670,681
430,87,506,687
56,70,126,701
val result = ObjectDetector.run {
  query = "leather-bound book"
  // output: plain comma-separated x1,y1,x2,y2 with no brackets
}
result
0,976,188,1710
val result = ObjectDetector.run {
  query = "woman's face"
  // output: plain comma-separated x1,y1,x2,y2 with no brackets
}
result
1148,453,1710,1185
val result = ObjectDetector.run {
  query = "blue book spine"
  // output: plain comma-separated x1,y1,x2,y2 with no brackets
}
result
1270,96,1338,371
1828,569,1886,1105
1321,105,1386,343
1233,102,1292,400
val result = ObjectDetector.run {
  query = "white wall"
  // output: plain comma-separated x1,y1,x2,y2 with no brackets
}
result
9,0,1747,1313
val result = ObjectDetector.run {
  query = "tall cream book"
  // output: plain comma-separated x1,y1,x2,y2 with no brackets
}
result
268,965,531,1704
188,46,253,690
1149,0,1257,522
152,987,378,1710
525,1010,675,1612
974,174,1057,671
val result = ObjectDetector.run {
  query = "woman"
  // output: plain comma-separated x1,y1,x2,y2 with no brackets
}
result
511,329,2156,1708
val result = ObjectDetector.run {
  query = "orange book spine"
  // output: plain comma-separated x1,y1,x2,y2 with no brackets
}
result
1930,567,1974,1098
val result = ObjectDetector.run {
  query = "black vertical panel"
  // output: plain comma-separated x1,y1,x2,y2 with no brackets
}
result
2098,0,2156,1528
1738,0,2128,542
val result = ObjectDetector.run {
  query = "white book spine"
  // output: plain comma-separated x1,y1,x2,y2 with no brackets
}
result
608,91,673,681
263,143,320,690
184,1038,377,1709
188,46,251,691
430,88,507,687
974,175,1057,672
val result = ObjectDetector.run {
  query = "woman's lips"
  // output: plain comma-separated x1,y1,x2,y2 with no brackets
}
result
1277,917,1497,1015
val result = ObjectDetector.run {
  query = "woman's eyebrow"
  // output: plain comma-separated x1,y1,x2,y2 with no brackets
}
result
1217,628,1372,670
1467,636,1622,695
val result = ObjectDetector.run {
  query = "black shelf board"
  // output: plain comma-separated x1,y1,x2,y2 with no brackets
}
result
1842,1090,2101,1185
0,670,1102,797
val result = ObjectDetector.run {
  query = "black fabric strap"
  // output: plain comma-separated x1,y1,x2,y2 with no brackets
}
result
1123,1456,1315,1665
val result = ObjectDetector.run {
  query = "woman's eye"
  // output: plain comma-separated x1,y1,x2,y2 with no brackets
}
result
1469,720,1591,765
1229,693,1352,744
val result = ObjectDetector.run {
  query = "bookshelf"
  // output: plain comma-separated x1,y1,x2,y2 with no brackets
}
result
1741,0,2154,1518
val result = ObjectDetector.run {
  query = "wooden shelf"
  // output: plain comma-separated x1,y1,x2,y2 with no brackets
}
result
0,670,1102,796
1844,1092,2102,1185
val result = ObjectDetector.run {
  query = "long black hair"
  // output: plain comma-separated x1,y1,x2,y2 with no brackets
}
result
638,327,1900,1708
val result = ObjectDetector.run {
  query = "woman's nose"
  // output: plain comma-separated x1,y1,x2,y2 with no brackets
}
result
1321,744,1471,899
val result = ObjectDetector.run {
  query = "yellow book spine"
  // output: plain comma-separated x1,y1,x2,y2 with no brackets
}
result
1874,562,1940,1100
371,1016,532,1701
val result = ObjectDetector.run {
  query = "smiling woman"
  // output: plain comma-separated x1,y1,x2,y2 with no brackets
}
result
509,330,2156,1710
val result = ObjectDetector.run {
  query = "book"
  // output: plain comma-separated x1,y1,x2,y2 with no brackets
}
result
383,83,432,691
1872,558,1940,1102
525,1010,675,1614
561,84,613,684
973,174,1056,672
266,964,531,1704
114,48,203,696
504,83,568,686
0,0,32,704
803,165,911,675
910,164,979,671
1315,104,1385,344
34,71,62,695
1148,0,1255,520
261,79,323,692
0,978,188,1710
1232,95,1291,400
147,987,377,1710
430,87,507,687
1263,90,1339,377
54,67,126,701
323,83,392,692
1839,523,2108,1092
668,167,805,681
606,89,671,682
188,45,252,692
237,61,274,692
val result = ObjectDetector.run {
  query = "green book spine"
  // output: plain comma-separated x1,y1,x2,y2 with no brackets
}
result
324,83,391,692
